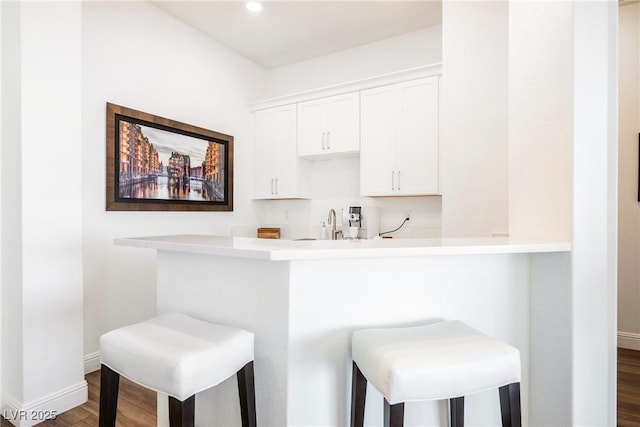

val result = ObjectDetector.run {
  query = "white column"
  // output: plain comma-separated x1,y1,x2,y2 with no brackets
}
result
572,1,618,425
508,5,574,423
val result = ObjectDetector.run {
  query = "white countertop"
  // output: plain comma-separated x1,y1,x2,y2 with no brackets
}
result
114,234,571,261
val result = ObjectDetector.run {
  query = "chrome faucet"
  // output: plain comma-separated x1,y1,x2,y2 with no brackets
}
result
327,209,341,240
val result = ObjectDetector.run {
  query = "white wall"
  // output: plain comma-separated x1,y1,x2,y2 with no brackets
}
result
618,3,640,350
1,0,23,407
2,2,86,424
440,1,509,237
81,2,266,363
250,26,443,240
264,26,441,99
508,1,572,241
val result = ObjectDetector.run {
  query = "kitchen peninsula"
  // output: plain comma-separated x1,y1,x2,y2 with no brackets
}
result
115,234,571,426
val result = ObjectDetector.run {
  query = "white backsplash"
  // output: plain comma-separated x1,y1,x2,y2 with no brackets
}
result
242,157,442,240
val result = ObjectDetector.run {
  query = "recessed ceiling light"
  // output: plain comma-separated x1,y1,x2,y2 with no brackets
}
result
246,2,263,12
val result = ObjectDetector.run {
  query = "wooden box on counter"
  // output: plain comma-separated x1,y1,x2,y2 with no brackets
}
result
257,228,281,239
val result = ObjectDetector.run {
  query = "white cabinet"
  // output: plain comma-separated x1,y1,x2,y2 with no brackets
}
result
360,76,439,196
254,105,309,199
297,92,360,159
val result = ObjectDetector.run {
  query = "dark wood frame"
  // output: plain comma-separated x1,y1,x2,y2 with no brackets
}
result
106,103,234,211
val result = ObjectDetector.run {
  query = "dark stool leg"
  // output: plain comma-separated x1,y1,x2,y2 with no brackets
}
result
169,395,195,427
350,362,367,427
99,364,120,427
499,382,521,427
383,399,404,427
450,396,464,427
237,361,257,427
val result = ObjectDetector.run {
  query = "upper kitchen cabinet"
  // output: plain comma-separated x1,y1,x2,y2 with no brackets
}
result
297,92,360,160
360,76,439,197
254,104,309,199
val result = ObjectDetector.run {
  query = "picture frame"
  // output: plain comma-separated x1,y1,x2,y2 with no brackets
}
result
106,103,233,211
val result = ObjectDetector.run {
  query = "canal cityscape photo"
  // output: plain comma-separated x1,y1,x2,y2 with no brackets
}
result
117,120,225,202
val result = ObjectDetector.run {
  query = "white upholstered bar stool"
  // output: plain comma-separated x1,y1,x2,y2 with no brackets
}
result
99,313,256,427
350,320,521,427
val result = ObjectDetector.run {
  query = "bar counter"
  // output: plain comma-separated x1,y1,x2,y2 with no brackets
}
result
115,234,571,426
115,234,570,260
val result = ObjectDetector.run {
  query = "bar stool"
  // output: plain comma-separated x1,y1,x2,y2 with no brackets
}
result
98,312,256,427
350,320,521,427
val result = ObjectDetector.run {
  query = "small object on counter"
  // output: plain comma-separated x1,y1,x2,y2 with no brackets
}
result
257,227,280,239
382,235,393,239
348,206,362,228
320,221,328,240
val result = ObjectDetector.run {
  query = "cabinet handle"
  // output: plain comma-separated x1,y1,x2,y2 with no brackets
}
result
275,178,278,195
271,178,274,195
327,131,331,150
322,132,326,150
397,170,401,191
392,171,395,191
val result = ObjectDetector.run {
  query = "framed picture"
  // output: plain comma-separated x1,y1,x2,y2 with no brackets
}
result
106,103,233,211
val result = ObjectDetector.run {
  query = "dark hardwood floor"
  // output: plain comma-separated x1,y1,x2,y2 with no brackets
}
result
1,349,639,426
619,348,640,426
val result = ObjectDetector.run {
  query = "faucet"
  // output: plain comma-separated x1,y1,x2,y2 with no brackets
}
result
327,209,341,240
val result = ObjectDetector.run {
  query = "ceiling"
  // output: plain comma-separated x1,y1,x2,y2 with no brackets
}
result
151,1,442,69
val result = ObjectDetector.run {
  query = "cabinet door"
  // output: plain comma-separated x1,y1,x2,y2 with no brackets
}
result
325,92,360,155
360,85,397,196
254,108,277,199
396,77,439,195
297,99,326,157
254,105,302,199
272,104,299,197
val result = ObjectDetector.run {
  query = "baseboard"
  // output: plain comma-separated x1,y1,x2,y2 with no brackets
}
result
2,381,87,427
618,331,640,351
84,351,101,374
